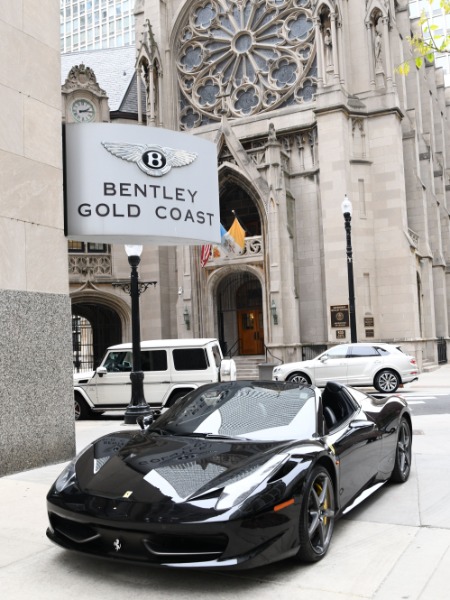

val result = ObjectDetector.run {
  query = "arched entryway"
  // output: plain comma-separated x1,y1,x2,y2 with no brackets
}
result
71,300,124,371
216,271,264,356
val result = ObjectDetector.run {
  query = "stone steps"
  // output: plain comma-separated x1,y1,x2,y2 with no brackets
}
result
232,355,265,380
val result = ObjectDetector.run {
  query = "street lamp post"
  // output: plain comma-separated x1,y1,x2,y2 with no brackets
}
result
123,244,152,424
341,195,357,343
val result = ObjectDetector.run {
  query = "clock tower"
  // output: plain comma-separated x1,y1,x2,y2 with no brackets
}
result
61,63,110,123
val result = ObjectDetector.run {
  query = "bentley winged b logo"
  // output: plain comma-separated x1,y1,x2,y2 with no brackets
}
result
101,141,198,177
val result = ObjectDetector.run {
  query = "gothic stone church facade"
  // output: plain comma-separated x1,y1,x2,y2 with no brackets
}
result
66,0,450,370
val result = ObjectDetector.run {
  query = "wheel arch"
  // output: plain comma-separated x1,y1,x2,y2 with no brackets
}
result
314,455,338,497
400,409,413,436
287,371,312,383
164,386,196,407
74,387,94,408
374,366,401,381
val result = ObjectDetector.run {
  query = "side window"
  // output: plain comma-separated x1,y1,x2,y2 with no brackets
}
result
375,346,390,356
325,345,349,359
350,346,380,357
211,345,222,368
103,351,132,372
141,350,168,371
173,348,209,371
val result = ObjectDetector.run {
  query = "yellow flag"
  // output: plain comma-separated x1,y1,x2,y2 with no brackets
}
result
228,217,245,252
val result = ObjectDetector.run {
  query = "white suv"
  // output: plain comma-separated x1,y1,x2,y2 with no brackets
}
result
74,338,236,419
272,342,418,393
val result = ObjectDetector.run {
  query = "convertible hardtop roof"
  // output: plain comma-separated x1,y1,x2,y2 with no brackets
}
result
107,338,220,351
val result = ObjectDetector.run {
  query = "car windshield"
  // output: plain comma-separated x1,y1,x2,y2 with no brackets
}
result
149,382,317,441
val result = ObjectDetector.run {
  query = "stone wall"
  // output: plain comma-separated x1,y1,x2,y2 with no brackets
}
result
0,1,75,475
0,291,75,475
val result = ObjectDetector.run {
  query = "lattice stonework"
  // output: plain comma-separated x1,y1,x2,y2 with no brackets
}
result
69,255,112,277
177,0,317,129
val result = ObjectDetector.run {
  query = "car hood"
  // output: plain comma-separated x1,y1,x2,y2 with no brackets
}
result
69,430,317,521
73,370,95,382
277,360,314,371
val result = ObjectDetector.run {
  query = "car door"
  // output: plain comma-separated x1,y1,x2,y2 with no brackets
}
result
141,349,172,407
94,350,133,406
325,390,382,508
313,344,350,386
346,345,383,386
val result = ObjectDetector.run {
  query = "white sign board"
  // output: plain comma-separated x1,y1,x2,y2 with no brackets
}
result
64,123,221,245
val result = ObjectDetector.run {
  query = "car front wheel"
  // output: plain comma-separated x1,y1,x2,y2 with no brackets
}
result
390,418,412,483
374,369,400,393
297,467,335,562
287,372,311,385
74,393,92,421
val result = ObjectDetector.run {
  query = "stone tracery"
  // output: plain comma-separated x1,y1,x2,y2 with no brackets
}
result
176,0,317,129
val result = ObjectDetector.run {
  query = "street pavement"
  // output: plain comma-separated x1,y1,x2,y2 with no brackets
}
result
1,368,450,599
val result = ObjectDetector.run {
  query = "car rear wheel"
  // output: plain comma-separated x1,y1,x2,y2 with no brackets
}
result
374,369,400,393
297,467,335,562
390,418,412,483
287,372,311,385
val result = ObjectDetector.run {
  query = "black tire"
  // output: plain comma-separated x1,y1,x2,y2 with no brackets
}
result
287,372,311,385
297,466,335,562
374,369,400,393
74,393,92,421
390,418,412,483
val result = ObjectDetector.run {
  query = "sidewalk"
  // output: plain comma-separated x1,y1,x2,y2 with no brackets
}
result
1,367,450,599
405,361,450,389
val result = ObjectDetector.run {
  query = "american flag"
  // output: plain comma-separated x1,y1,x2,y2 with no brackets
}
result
200,244,212,267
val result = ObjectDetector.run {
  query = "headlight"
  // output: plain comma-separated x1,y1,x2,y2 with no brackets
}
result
272,366,286,380
215,454,289,511
54,460,77,493
53,445,91,493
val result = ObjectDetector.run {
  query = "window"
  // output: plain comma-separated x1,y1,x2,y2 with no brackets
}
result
103,351,132,372
324,345,349,359
173,348,209,371
141,350,168,372
211,345,222,368
349,345,380,358
68,241,110,253
374,346,390,356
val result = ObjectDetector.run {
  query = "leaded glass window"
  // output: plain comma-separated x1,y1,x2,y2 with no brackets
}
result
177,0,317,129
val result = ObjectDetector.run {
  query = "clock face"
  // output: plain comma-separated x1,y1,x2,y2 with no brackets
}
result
71,99,96,123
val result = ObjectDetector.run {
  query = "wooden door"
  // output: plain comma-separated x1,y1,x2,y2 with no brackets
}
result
238,309,264,355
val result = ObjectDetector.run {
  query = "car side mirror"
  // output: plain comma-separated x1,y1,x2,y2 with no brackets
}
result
320,355,328,362
96,366,107,377
349,419,375,431
138,409,162,430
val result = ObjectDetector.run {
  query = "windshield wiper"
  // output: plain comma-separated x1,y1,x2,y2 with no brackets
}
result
147,428,171,436
167,432,240,440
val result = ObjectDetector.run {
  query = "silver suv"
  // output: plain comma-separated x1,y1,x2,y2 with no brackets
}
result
272,342,418,393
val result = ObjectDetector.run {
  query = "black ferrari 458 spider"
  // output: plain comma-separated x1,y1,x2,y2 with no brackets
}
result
46,380,412,570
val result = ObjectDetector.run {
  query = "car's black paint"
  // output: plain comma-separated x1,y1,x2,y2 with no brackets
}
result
46,380,411,570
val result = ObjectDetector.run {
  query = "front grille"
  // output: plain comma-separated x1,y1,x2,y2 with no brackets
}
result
50,513,100,544
49,512,228,564
143,533,228,559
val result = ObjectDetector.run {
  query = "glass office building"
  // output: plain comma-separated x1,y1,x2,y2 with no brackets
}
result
60,0,135,53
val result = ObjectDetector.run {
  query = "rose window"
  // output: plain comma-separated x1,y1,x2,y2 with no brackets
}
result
177,0,317,129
